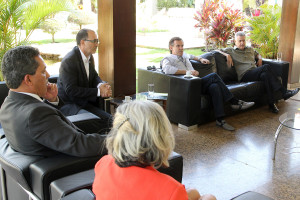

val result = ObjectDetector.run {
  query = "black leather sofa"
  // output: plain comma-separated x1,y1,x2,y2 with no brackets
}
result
138,52,289,129
0,76,184,200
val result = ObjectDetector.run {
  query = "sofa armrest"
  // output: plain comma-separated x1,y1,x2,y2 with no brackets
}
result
29,154,101,200
0,138,44,193
138,68,171,93
262,59,289,89
167,76,203,126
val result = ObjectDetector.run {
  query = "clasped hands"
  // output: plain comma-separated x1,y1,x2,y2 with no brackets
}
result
100,83,112,98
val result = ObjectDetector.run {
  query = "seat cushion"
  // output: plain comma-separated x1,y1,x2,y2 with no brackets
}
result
191,52,217,78
212,51,238,83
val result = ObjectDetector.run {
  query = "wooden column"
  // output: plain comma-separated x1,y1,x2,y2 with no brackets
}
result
98,0,136,97
278,0,300,84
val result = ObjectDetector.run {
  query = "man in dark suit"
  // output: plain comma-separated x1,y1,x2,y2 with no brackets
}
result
57,29,112,129
0,46,106,157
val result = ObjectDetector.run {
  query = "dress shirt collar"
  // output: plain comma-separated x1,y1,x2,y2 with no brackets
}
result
79,48,90,63
18,92,43,102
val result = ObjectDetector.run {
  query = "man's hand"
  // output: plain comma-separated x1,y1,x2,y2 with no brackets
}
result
43,83,58,102
226,54,233,68
100,83,112,97
256,59,263,66
200,58,210,64
191,70,199,76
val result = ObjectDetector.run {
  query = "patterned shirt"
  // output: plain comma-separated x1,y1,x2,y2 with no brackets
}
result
161,53,198,74
221,47,259,81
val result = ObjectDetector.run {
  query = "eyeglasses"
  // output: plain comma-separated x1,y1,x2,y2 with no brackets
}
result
84,39,99,44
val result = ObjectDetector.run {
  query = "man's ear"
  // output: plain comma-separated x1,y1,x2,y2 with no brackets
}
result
23,74,32,86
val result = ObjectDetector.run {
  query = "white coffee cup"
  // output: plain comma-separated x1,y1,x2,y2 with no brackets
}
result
186,70,191,76
124,96,132,102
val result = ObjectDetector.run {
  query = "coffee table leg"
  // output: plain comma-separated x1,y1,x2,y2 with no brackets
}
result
273,123,284,160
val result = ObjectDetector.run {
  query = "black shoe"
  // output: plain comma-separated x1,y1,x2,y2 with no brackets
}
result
269,104,279,113
283,88,300,100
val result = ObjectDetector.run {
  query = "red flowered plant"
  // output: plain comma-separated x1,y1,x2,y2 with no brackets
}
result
194,0,245,49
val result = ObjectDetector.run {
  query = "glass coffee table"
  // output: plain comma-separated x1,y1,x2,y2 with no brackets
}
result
273,111,300,159
105,92,168,114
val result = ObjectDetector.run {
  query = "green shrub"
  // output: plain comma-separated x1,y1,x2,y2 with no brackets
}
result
247,4,281,59
67,10,96,29
157,0,194,10
40,18,65,43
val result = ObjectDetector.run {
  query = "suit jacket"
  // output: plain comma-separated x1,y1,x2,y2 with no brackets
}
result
0,91,106,157
57,46,102,114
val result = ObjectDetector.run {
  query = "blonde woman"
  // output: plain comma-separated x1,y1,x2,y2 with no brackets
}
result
92,101,216,200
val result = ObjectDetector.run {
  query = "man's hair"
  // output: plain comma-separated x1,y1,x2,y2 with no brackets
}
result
106,100,175,168
235,31,246,38
169,37,183,54
1,46,40,89
76,28,94,46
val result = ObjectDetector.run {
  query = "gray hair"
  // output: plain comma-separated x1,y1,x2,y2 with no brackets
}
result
1,46,40,89
106,100,175,168
235,31,246,38
76,28,94,46
169,37,183,54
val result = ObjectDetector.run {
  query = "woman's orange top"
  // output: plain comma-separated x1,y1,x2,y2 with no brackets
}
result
92,155,188,200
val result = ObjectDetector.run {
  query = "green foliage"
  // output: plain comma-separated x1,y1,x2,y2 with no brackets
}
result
0,0,73,81
194,0,245,49
67,10,96,29
40,18,65,43
247,4,281,59
157,0,195,10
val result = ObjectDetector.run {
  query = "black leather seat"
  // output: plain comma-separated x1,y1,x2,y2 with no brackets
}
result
0,137,101,200
50,152,183,200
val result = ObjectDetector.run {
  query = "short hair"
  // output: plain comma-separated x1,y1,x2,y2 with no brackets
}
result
76,28,94,46
1,46,40,89
106,100,175,168
169,37,183,54
235,31,246,38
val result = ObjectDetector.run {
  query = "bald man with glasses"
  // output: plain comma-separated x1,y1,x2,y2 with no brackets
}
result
57,29,112,132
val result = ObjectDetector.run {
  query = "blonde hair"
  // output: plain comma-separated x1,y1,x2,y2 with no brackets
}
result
106,100,175,168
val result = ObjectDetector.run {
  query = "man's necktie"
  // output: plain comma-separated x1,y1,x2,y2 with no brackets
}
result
178,56,184,62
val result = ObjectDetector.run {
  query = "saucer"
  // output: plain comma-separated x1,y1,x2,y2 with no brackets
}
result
184,75,193,78
122,100,132,103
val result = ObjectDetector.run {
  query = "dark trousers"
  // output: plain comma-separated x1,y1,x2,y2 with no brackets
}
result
241,64,284,104
61,102,112,134
201,73,234,119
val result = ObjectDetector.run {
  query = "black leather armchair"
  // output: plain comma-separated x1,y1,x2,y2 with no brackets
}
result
0,136,183,200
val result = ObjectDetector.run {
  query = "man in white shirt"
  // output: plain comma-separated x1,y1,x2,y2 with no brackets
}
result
57,29,112,130
161,37,255,131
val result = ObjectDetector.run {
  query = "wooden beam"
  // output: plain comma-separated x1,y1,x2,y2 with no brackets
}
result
98,0,136,96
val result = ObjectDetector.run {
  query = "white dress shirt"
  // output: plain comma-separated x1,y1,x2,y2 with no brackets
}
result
79,48,102,96
161,53,195,74
19,92,59,105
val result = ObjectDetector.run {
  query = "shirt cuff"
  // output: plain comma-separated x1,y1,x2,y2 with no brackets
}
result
49,97,59,106
97,83,103,97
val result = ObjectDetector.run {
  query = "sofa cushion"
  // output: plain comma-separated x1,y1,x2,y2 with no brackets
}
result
212,51,238,83
191,52,217,78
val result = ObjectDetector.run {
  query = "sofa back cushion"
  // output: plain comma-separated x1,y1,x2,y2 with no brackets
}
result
191,52,216,78
212,51,238,83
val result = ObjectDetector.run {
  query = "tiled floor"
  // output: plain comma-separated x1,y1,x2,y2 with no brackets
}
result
173,97,300,200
